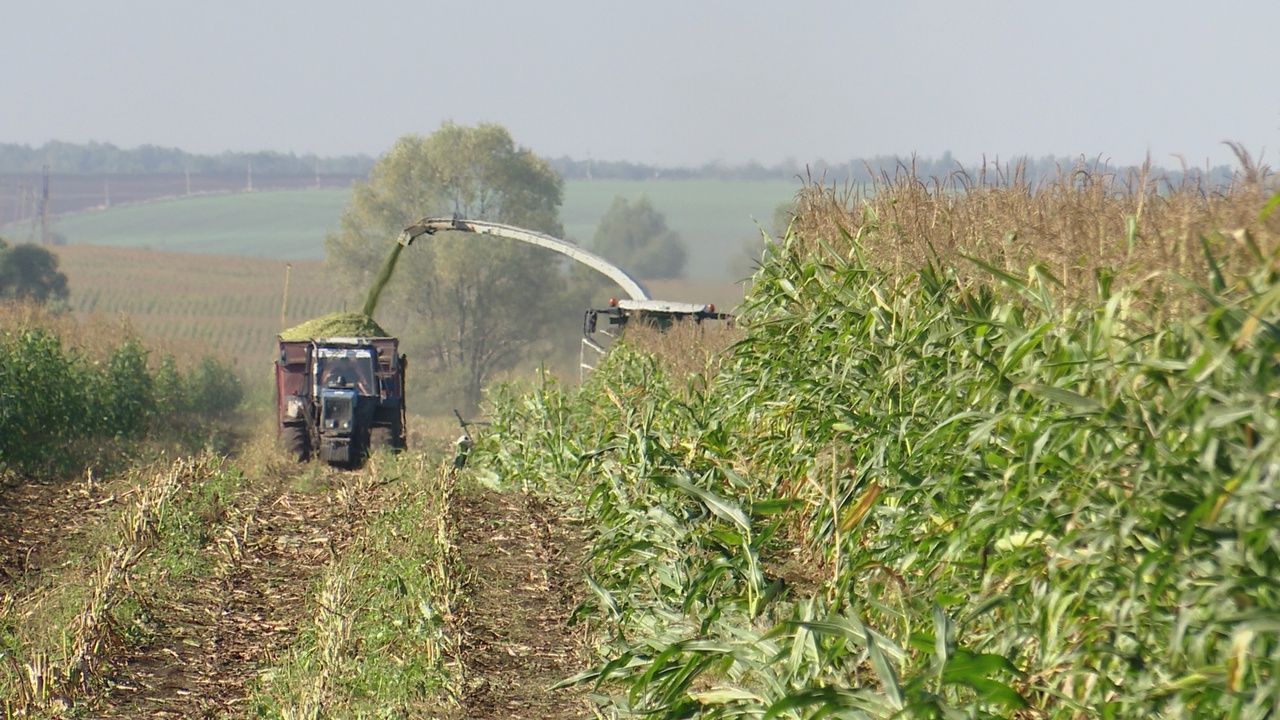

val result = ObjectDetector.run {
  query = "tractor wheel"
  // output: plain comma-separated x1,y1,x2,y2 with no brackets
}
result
282,424,310,462
369,423,406,454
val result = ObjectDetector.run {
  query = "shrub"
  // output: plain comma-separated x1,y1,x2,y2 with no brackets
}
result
0,317,243,476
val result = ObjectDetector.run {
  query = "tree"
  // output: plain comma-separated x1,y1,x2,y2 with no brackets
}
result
325,123,590,409
592,196,687,279
0,238,69,305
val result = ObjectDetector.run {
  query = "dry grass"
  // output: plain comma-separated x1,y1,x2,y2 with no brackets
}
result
0,301,137,363
789,157,1279,313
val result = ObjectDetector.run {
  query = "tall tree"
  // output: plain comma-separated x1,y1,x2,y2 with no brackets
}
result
0,239,70,305
592,196,687,279
325,123,589,409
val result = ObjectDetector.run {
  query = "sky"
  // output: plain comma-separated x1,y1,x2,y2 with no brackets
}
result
1,0,1277,168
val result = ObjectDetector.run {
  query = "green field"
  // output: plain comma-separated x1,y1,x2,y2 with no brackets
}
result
40,179,800,280
44,189,349,260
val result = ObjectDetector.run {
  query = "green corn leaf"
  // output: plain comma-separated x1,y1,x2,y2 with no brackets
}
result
959,677,1029,710
862,618,903,709
689,687,764,705
584,574,621,619
933,605,953,671
1019,383,1103,413
762,688,840,719
942,651,1025,681
666,475,752,535
1260,191,1280,220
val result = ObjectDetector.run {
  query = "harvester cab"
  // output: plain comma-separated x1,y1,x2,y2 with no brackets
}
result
580,298,732,378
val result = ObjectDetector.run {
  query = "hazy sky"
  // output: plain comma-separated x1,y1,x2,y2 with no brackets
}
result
2,1,1276,167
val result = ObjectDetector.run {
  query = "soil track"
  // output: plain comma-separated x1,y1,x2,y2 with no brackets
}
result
1,460,593,717
89,470,369,718
0,473,114,588
453,490,590,720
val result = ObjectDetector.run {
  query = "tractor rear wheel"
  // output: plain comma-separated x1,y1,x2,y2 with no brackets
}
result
282,424,310,462
369,423,405,454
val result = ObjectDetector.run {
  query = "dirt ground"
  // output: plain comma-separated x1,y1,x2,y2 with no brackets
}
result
0,473,119,589
452,489,592,720
87,471,368,718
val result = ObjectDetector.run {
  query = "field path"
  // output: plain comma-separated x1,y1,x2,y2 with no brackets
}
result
0,476,107,589
89,471,367,718
453,489,590,719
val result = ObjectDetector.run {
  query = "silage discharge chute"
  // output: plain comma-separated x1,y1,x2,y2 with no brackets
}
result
396,216,731,379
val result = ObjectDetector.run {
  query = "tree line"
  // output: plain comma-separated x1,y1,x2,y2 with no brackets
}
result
0,141,374,176
551,152,1240,186
1,141,1239,188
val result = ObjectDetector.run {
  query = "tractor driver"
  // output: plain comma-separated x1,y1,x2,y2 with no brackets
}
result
321,356,374,395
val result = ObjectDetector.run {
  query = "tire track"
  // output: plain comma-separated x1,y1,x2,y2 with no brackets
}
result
453,490,590,720
88,470,371,718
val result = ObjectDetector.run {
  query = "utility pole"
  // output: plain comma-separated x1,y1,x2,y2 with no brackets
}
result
24,186,36,241
280,263,292,329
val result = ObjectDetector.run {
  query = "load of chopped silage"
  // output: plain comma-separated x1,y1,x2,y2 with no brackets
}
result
279,312,390,341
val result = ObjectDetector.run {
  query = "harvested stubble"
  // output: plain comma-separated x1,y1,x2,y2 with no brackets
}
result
3,455,222,715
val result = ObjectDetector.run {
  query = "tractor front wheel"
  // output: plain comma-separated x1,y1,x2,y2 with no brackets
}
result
282,424,310,462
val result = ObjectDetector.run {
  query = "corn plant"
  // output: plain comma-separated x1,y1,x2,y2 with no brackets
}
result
474,193,1279,718
0,318,243,476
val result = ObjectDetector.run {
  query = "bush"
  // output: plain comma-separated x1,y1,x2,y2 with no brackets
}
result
0,324,242,476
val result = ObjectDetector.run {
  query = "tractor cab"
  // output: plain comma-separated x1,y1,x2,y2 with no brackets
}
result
315,346,377,395
275,337,407,467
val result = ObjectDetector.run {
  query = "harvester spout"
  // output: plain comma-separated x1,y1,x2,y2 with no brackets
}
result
396,216,651,301
397,217,462,247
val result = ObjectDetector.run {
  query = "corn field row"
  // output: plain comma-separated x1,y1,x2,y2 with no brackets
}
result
52,244,344,361
474,192,1279,717
0,316,242,476
1,454,231,715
